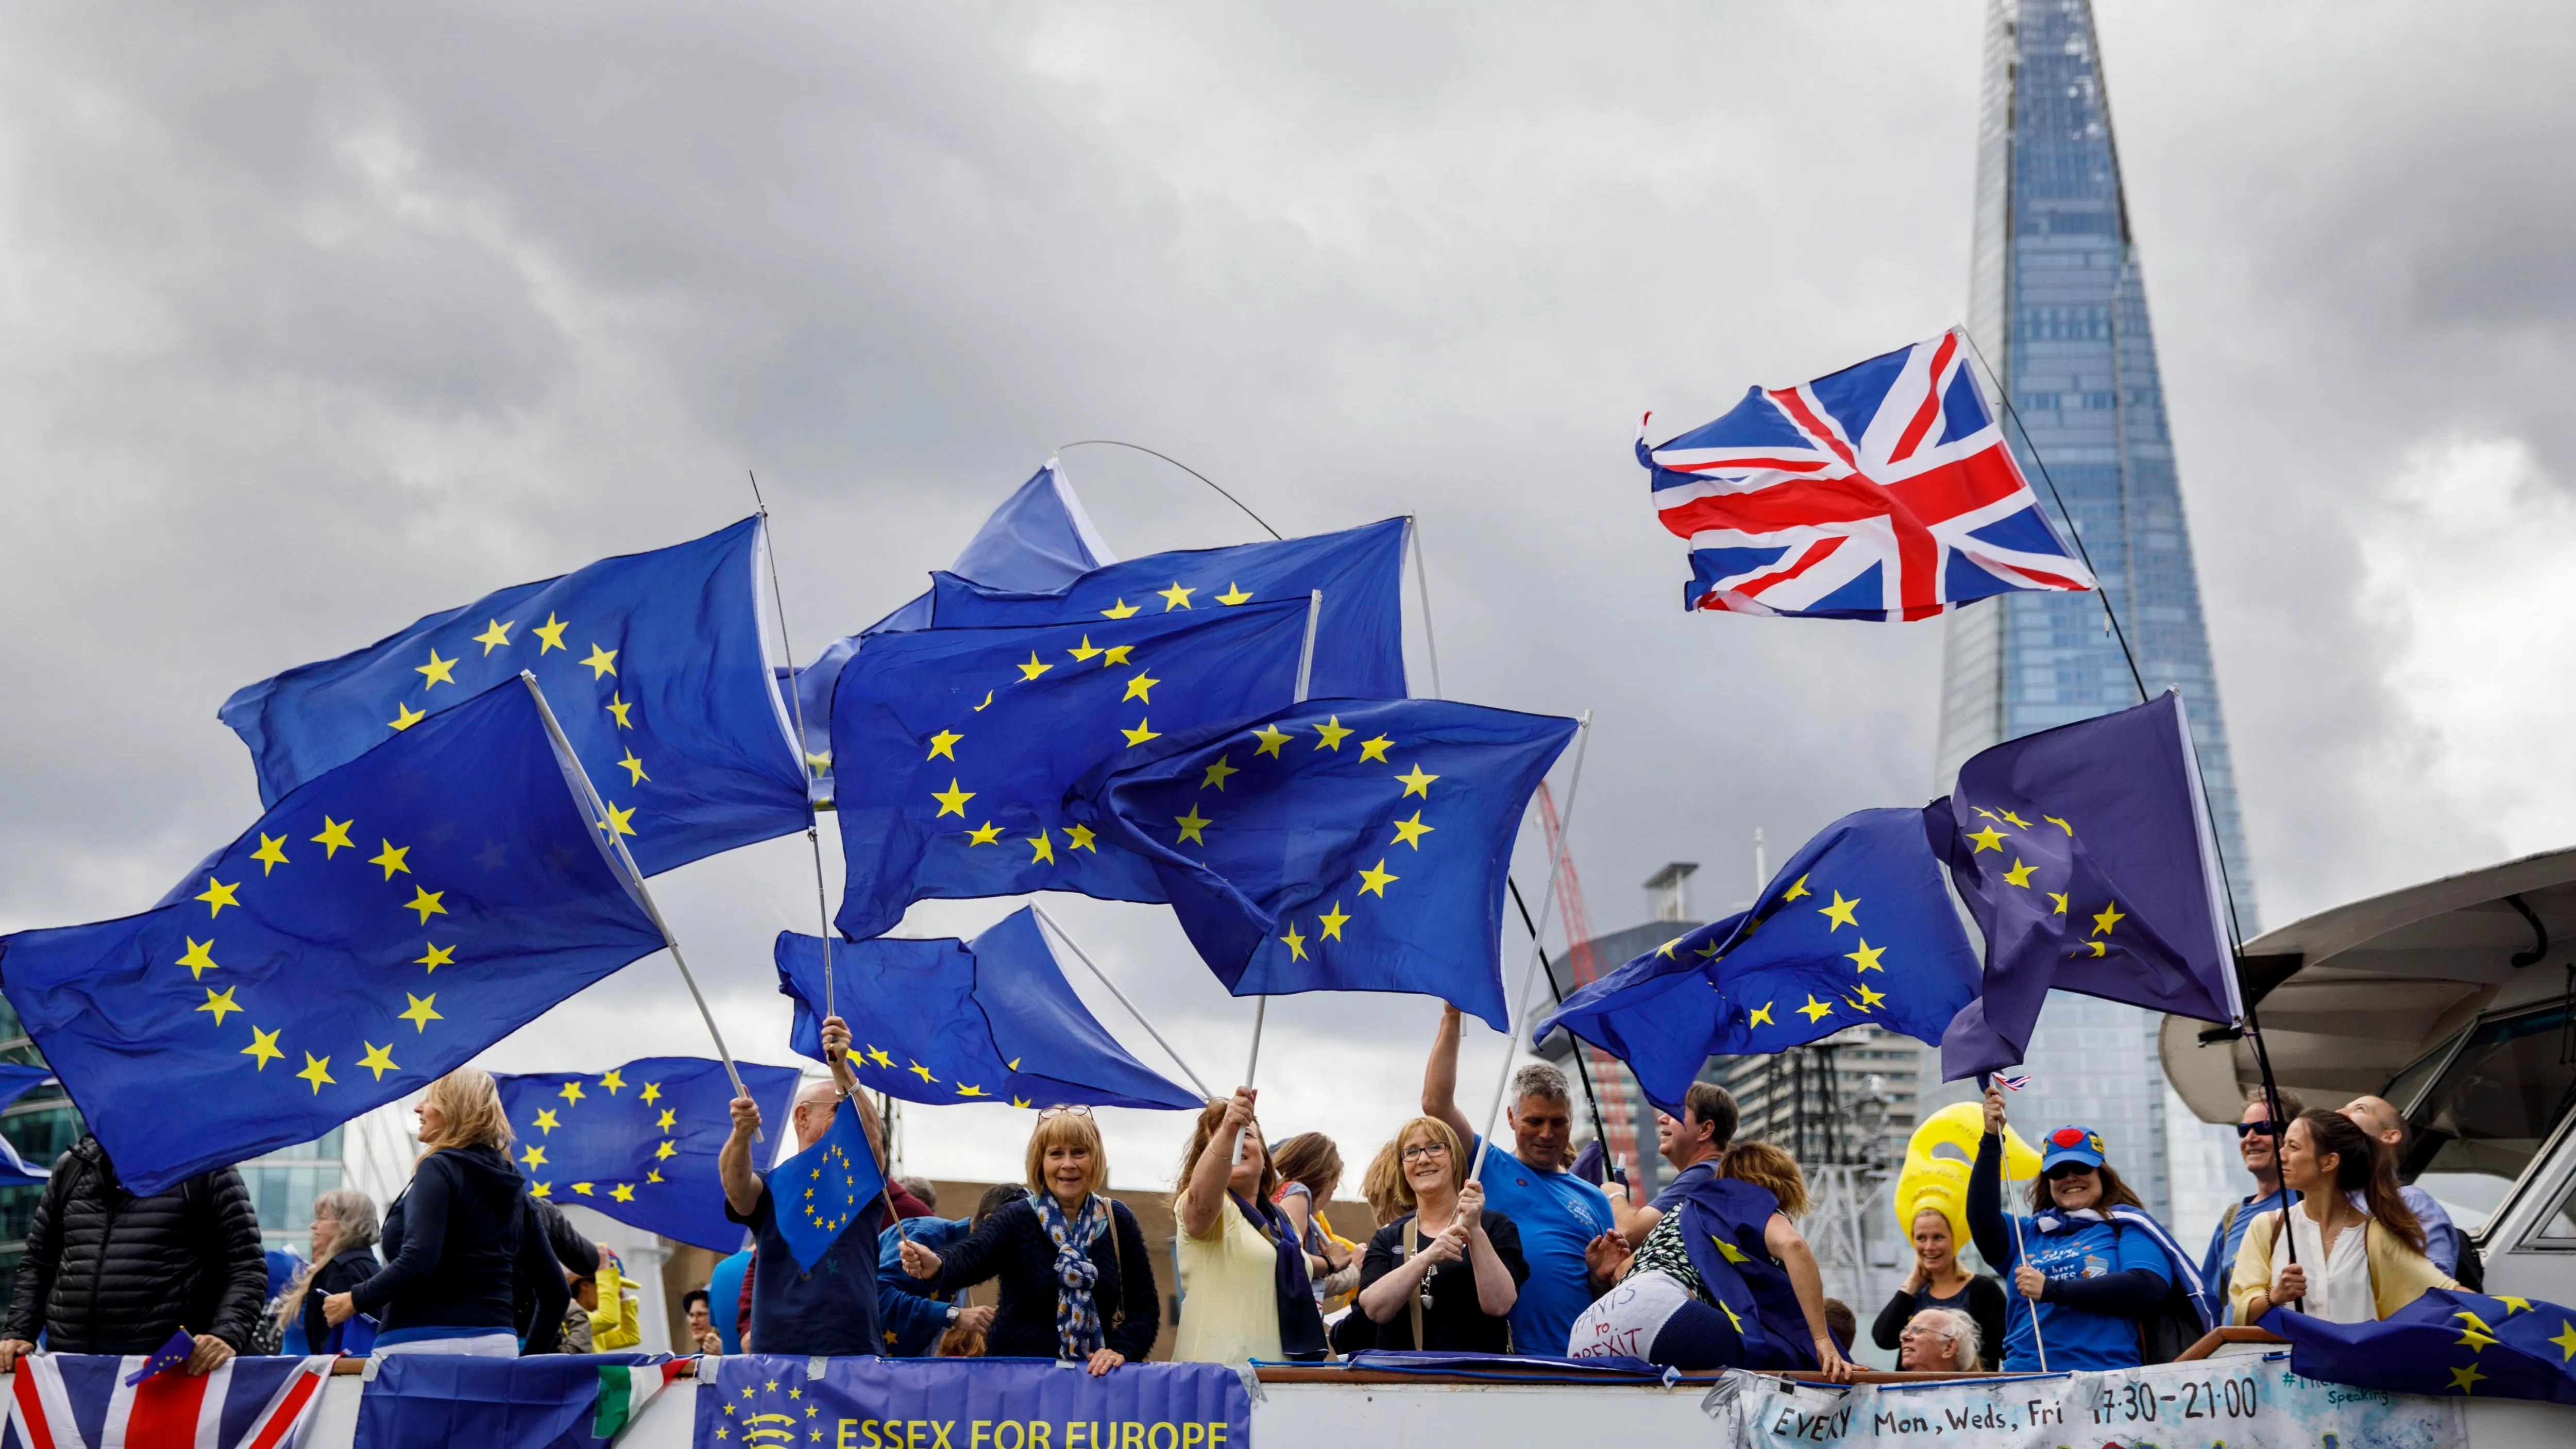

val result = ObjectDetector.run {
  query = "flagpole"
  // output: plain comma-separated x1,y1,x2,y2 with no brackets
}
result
1406,515,1444,702
1469,712,1592,1188
517,672,758,1140
1231,589,1322,1164
1032,906,1215,1099
745,476,840,1025
1980,1076,2048,1372
1506,876,1615,1179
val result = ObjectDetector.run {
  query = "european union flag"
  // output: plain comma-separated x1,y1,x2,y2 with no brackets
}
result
768,1096,884,1272
1936,690,2242,1080
1081,699,1576,1031
1535,808,1980,1110
2263,1289,2576,1404
921,517,1410,701
220,517,809,878
789,461,1116,775
493,1056,804,1252
0,1065,58,1185
0,679,667,1195
830,599,1313,940
775,910,1200,1111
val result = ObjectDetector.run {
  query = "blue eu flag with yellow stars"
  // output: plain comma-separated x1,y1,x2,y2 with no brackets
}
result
775,910,1201,1111
1081,698,1577,1031
830,598,1313,940
1936,690,2243,1081
767,1095,884,1272
919,517,1411,701
0,679,668,1195
493,1056,804,1252
2263,1289,2576,1404
1535,808,1979,1111
219,516,810,878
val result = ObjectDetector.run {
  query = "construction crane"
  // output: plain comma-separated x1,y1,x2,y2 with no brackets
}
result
1535,782,1656,1185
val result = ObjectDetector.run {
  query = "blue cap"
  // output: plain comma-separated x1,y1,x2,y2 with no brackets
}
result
2040,1124,2107,1172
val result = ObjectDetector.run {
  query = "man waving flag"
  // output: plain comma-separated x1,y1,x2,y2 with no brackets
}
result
1641,328,2094,621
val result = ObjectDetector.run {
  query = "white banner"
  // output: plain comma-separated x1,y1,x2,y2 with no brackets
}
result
1721,1357,2462,1449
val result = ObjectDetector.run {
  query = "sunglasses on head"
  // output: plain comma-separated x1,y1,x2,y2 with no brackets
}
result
2042,1161,2096,1181
1038,1105,1094,1120
2235,1119,2284,1138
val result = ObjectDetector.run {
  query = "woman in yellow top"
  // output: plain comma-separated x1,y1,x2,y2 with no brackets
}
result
2231,1109,2456,1326
581,1248,642,1351
1173,1088,1321,1363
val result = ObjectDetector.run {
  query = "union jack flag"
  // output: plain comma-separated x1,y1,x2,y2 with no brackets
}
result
1640,328,2095,621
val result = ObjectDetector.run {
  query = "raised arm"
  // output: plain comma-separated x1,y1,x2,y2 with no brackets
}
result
1179,1088,1255,1241
1967,1091,2016,1274
720,1095,767,1217
1421,1005,1475,1149
817,1015,888,1168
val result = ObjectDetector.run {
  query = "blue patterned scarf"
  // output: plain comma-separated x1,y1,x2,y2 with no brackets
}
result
1035,1192,1107,1360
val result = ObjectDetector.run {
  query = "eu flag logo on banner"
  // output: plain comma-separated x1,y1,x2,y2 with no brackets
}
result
219,517,809,877
829,599,1312,940
766,1096,884,1272
0,680,667,1195
1081,699,1577,1031
1936,690,2243,1080
921,517,1410,701
494,1056,804,1252
776,910,1200,1111
1536,808,1979,1110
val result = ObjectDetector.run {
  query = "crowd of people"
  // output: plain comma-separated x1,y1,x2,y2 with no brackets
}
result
0,1003,2471,1382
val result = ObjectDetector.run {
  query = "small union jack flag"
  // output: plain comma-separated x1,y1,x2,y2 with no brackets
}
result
1994,1071,2031,1093
1640,328,2095,621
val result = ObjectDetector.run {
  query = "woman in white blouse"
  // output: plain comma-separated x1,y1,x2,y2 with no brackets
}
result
2230,1109,2456,1325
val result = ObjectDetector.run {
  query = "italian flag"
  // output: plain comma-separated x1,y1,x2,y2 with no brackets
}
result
591,1360,687,1442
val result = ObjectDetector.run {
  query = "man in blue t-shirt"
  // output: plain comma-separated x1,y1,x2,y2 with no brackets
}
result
1612,1081,1735,1246
2198,1090,2302,1306
1423,1005,1620,1356
720,1014,889,1357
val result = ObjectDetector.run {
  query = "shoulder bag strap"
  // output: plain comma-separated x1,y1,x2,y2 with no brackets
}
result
1104,1199,1126,1329
1403,1217,1426,1351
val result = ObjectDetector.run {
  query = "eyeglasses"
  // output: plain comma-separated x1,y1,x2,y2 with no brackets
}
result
2042,1162,2096,1181
1400,1143,1451,1162
2234,1120,2284,1138
1038,1105,1094,1120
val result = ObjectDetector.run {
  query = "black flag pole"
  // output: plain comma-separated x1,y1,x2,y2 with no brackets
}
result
1506,876,1615,1181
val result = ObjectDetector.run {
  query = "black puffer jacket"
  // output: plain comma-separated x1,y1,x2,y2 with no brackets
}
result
1,1137,267,1353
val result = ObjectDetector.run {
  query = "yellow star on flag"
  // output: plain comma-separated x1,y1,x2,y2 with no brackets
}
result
1202,755,1239,790
931,780,975,817
417,650,459,689
1313,716,1351,751
611,1184,636,1202
573,1184,594,1197
2045,814,2073,836
2550,1320,2576,1360
1845,940,1885,973
531,613,570,652
1999,810,2031,828
1358,859,1399,897
956,1084,988,1098
1121,719,1161,747
1028,831,1055,864
404,887,446,924
400,993,442,1031
965,821,1003,846
1099,645,1133,668
1390,811,1433,849
655,1140,680,1161
177,937,219,980
1175,805,1212,845
1122,672,1159,704
926,730,962,761
2457,1323,2499,1351
1279,923,1308,961
657,1110,676,1131
251,834,291,874
619,751,649,785
534,1109,560,1133
1359,735,1393,763
1748,1003,1775,1027
2002,858,2036,888
639,1083,661,1104
473,619,514,654
1067,636,1103,662
606,693,634,728
1252,725,1292,758
196,878,241,918
197,986,241,1025
1098,598,1140,620
296,1053,335,1094
387,702,426,731
416,942,455,973
312,817,356,857
2449,1363,2486,1394
581,643,619,679
1157,582,1194,610
1394,764,1438,798
1798,995,1835,1024
1215,582,1252,605
352,1042,398,1081
1016,652,1053,681
242,1027,284,1070
1318,901,1351,941
867,1047,893,1069
599,803,637,838
2074,941,2108,958
1781,874,1811,902
2048,891,2069,915
369,840,411,880
1065,823,1096,852
600,1069,625,1095
646,1170,663,1185
908,1062,935,1083
559,1080,585,1104
2497,1297,2531,1314
2092,901,2126,936
1965,825,2007,853
1849,983,1887,1011
1818,891,1860,930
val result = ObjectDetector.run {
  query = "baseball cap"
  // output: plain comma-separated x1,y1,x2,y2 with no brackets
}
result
2040,1125,2107,1173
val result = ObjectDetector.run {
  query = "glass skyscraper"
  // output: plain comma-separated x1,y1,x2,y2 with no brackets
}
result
1933,0,2256,1231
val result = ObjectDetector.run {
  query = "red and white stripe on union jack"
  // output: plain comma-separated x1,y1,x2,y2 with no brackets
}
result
7,1352,335,1449
1639,327,2095,622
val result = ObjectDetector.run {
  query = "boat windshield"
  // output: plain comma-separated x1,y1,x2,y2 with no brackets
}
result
2402,1002,2576,1232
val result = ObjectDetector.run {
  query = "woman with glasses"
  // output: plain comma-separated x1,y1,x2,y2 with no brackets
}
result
1353,1116,1527,1351
1967,1083,2212,1371
897,1105,1157,1374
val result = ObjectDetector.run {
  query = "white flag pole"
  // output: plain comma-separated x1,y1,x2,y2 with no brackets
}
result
1231,589,1322,1163
1032,905,1215,1099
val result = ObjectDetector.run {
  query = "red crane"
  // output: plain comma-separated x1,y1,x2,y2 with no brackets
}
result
1536,783,1655,1184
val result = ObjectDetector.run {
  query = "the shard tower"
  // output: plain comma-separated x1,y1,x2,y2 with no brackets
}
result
1934,0,2257,1227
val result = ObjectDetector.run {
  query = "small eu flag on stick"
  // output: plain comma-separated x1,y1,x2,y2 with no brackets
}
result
765,1097,885,1272
124,1329,196,1385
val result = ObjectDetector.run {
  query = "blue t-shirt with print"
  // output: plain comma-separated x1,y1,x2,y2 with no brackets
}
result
1993,1213,2168,1371
1472,1136,1614,1355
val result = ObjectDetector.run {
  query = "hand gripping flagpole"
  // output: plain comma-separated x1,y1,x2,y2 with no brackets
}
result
1231,589,1323,1165
1469,711,1593,1188
518,672,759,1141
1980,1075,2047,1372
1033,906,1215,1099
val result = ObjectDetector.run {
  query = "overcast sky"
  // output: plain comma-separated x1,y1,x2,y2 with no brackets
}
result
4,1,2571,1190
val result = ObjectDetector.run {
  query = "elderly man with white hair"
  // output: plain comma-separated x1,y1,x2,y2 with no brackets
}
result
719,1013,889,1357
1896,1307,1981,1374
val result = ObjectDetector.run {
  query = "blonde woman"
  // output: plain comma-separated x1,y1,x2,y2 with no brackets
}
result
1354,1116,1526,1351
278,1187,379,1355
325,1069,566,1356
1171,1088,1326,1363
900,1105,1158,1373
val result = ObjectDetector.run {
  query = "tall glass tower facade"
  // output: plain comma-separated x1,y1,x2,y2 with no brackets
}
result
1934,0,2256,1231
